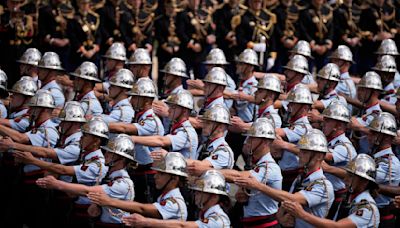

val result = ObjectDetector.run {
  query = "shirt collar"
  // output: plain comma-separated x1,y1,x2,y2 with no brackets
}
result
171,85,183,94
258,104,275,117
254,152,273,165
373,147,393,158
205,96,224,109
365,102,381,112
112,98,130,109
207,137,226,151
108,168,129,179
340,72,350,80
241,76,256,87
202,204,222,219
160,188,180,201
323,89,338,99
290,115,309,124
41,80,59,90
303,168,324,184
327,133,346,145
137,108,154,121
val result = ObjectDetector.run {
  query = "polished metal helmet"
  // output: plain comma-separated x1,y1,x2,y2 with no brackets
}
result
243,117,276,140
375,39,399,56
81,116,109,139
368,112,397,137
298,129,329,153
283,54,309,75
160,57,188,78
28,90,56,109
236,49,258,66
103,42,127,61
151,152,187,177
316,63,341,82
9,77,38,96
127,78,157,98
190,170,228,196
101,134,135,161
69,61,100,82
286,84,313,104
322,101,350,123
344,154,376,183
17,48,42,66
37,52,64,71
289,40,312,58
372,55,397,73
357,71,383,91
202,67,228,86
0,69,7,91
109,69,135,89
165,90,194,110
127,48,152,65
58,101,86,123
200,104,231,125
256,74,282,93
329,45,354,63
203,48,229,65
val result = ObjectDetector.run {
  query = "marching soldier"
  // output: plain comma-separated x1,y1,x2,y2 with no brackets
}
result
35,134,136,228
298,0,334,71
282,54,311,93
372,55,398,105
235,0,278,71
101,42,127,82
126,48,152,80
221,118,282,228
282,154,380,228
69,61,103,116
67,0,101,69
199,67,228,114
375,39,400,88
367,112,400,227
236,129,334,228
0,70,8,119
121,170,230,228
88,152,189,221
109,78,164,203
101,68,135,123
17,47,42,87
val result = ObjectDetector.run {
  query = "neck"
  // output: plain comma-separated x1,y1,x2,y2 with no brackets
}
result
65,127,81,137
201,199,218,214
84,145,99,153
253,145,269,161
366,95,379,107
35,114,51,125
260,99,274,108
113,94,127,105
377,143,391,152
80,84,93,95
109,163,125,174
241,71,253,81
209,132,224,141
175,115,188,123
42,76,55,86
137,103,152,114
305,162,321,175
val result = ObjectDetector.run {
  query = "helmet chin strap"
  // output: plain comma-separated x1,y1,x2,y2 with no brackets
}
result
159,175,173,193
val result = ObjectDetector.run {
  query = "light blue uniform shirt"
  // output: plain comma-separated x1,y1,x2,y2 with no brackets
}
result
380,82,397,105
101,169,135,224
195,204,230,228
348,190,380,228
0,101,7,118
203,137,234,169
78,90,103,116
55,131,82,182
320,90,348,109
335,72,357,98
162,85,184,134
40,80,65,108
356,103,381,154
244,153,282,217
167,120,199,159
102,98,135,123
393,71,400,88
153,188,187,220
224,74,236,109
255,104,282,128
9,108,30,132
235,76,258,122
133,109,165,165
291,169,334,228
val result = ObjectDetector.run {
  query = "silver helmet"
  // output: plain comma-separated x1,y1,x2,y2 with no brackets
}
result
160,57,188,78
165,90,194,110
203,48,229,65
375,39,399,56
28,90,56,109
298,129,329,153
329,45,354,63
202,67,228,86
81,116,109,139
316,63,341,82
190,170,228,196
372,55,397,73
200,104,231,125
357,71,383,91
283,55,309,75
322,101,350,123
37,52,64,71
69,61,100,82
127,48,152,65
58,101,86,123
151,152,187,177
127,78,157,98
17,48,42,66
368,112,397,137
0,69,8,91
243,117,276,140
8,77,38,96
236,49,259,66
289,40,312,58
109,69,135,89
103,42,127,61
101,134,136,161
256,74,282,93
286,84,313,105
345,154,376,183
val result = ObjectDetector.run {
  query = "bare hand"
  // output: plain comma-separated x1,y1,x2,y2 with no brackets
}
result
230,116,247,133
122,213,147,227
234,175,260,190
395,196,400,208
36,175,59,189
187,161,208,176
206,34,216,44
186,79,204,90
192,43,202,53
129,43,137,52
0,137,14,151
152,100,169,117
150,149,168,161
13,151,35,164
307,109,322,123
235,190,249,203
87,191,113,206
282,201,306,218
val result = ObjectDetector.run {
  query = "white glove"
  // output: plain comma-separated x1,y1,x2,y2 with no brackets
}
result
253,43,266,52
266,57,275,71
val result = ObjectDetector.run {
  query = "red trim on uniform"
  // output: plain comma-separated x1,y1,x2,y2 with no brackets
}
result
327,132,344,143
289,114,307,124
381,214,395,220
170,119,187,133
304,168,321,178
132,170,157,176
76,90,92,101
286,83,297,92
257,105,269,118
365,101,379,109
204,95,223,108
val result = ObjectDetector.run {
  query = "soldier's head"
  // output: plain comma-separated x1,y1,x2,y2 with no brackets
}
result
161,58,187,90
0,70,8,99
286,84,313,118
321,102,350,138
344,154,377,194
127,49,152,79
18,48,42,77
9,77,38,111
255,75,281,105
80,117,109,150
58,101,86,135
236,49,258,79
330,45,353,73
203,48,229,72
283,55,309,90
298,129,328,170
103,43,127,72
153,152,187,191
28,91,56,122
128,78,157,112
372,55,397,87
37,52,65,84
247,0,263,11
102,134,136,169
203,67,227,99
200,104,230,138
356,71,383,104
289,40,313,60
242,118,275,158
375,39,399,57
316,63,340,95
165,90,194,121
108,69,134,100
367,112,397,151
70,61,100,93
